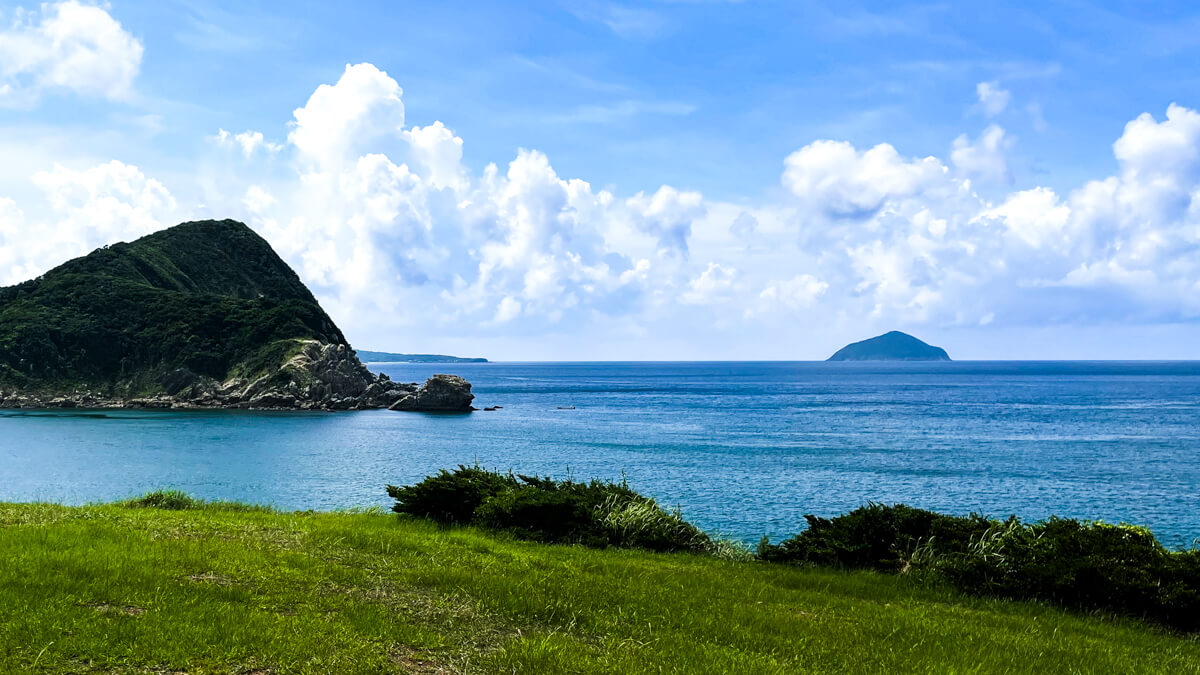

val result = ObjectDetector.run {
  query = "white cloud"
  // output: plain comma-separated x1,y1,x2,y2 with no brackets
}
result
402,122,467,190
288,63,406,168
216,129,283,158
7,60,1200,356
976,81,1010,117
755,274,828,312
1112,103,1200,183
951,124,1011,184
1,160,177,284
0,1,142,103
782,140,950,217
242,185,276,213
626,185,705,256
681,262,737,304
494,296,522,323
978,187,1071,249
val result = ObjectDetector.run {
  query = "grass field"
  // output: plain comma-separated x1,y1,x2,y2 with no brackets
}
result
0,500,1196,674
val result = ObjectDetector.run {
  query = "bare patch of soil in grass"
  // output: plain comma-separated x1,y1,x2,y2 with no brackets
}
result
85,603,147,616
185,572,237,587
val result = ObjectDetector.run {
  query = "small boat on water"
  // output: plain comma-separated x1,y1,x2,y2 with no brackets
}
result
557,405,576,410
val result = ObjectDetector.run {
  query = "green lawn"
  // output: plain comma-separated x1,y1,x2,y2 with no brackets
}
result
0,502,1196,674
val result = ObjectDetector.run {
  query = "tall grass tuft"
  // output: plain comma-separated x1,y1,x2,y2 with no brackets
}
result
121,489,202,511
596,494,712,553
118,489,273,513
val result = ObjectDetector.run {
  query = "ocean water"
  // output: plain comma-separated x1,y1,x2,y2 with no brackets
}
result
2,361,1198,548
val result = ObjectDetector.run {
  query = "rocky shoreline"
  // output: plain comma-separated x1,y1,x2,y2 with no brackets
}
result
0,341,476,413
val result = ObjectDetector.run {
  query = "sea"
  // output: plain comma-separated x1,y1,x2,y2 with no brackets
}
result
2,361,1198,549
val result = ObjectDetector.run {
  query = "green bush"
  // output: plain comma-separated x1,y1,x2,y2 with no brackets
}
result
757,503,992,571
762,504,1200,632
388,467,712,554
387,465,517,524
476,482,613,546
932,518,1199,631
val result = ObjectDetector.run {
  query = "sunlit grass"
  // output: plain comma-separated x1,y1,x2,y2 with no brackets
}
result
0,498,1195,673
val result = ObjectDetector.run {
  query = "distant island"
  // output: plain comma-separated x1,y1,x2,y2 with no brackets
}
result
828,331,951,361
356,350,488,364
0,219,473,411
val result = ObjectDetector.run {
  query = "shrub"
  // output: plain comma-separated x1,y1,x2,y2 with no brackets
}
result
757,503,992,571
388,467,712,554
933,518,1198,631
764,504,1200,632
386,465,517,524
476,482,613,546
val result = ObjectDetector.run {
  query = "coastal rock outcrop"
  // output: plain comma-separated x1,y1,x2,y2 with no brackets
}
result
388,374,475,412
0,340,423,411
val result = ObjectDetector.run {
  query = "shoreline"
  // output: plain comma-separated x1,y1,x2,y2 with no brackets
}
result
0,393,390,412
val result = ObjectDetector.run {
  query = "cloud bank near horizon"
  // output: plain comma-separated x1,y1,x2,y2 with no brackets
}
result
2,3,1200,358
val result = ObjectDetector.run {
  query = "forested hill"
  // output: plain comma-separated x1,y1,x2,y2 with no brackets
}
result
827,331,952,361
0,219,348,394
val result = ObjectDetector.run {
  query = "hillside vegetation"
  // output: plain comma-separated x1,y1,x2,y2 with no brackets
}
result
0,220,346,396
0,499,1196,674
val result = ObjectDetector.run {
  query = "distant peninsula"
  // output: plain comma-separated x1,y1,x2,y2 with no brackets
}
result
0,219,473,411
356,350,488,364
828,331,951,361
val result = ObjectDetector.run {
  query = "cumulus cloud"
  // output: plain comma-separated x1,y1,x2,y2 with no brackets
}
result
978,187,1071,249
205,65,692,340
0,1,143,103
242,185,276,213
681,262,738,305
5,60,1200,355
403,122,467,190
753,274,828,313
216,129,283,158
975,81,1010,117
782,140,950,218
0,160,177,284
626,185,704,256
951,125,1012,184
288,63,406,168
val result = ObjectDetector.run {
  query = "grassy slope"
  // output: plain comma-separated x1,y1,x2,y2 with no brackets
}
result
0,503,1196,674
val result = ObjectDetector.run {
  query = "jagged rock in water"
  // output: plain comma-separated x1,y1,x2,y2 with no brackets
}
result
389,374,475,412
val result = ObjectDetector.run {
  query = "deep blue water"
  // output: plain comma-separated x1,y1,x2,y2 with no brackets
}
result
2,361,1199,548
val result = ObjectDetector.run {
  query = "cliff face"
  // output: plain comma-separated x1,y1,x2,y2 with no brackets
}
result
0,219,456,410
827,331,951,362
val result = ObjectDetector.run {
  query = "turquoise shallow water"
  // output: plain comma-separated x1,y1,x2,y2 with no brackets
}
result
2,361,1199,548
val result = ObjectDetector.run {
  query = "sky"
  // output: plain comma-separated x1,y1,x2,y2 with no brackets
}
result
2,1,1200,360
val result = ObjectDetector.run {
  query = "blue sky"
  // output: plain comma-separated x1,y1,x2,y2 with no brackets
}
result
3,1,1200,359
